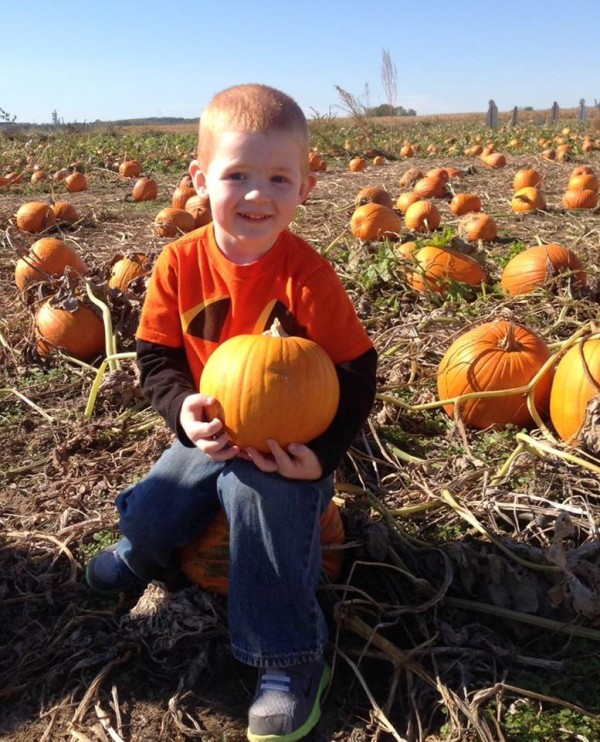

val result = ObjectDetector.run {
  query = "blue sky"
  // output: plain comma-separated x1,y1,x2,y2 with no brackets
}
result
2,0,599,124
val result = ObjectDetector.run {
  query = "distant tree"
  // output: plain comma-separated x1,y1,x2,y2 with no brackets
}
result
381,48,398,117
51,109,60,126
0,107,16,123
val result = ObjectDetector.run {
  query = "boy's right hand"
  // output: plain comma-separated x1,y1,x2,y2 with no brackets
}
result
179,393,240,460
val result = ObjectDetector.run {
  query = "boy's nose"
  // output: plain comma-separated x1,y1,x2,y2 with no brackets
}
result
244,187,268,201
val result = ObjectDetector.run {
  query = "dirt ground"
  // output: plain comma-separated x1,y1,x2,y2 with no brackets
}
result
1,147,600,741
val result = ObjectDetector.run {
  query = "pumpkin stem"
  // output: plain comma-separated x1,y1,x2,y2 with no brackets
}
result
499,322,523,352
262,317,288,338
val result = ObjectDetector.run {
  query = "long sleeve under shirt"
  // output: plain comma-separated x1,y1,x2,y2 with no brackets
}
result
136,224,378,477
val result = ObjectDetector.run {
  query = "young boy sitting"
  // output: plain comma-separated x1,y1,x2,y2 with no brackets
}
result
86,83,377,742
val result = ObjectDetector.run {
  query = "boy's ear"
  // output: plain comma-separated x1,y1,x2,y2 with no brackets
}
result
299,172,317,202
189,160,207,194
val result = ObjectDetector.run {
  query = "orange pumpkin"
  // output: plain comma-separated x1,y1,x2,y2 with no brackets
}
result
562,189,597,210
450,193,482,216
404,200,441,233
549,337,600,443
567,173,599,193
15,202,57,233
200,320,340,453
35,299,105,360
308,151,327,171
399,166,424,188
354,186,393,209
171,184,197,209
373,155,385,166
64,172,87,193
513,169,542,192
132,177,158,202
400,144,414,158
119,160,143,178
480,152,506,169
437,320,553,429
51,201,80,226
395,192,422,214
413,175,447,199
500,244,586,296
394,241,418,260
407,245,486,295
153,208,196,237
350,203,402,241
349,156,367,172
185,194,213,228
458,213,498,242
15,237,88,291
180,499,346,595
511,187,546,213
108,253,152,291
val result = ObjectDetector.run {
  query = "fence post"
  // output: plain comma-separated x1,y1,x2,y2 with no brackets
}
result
510,106,518,127
486,100,498,129
551,101,560,123
578,98,587,122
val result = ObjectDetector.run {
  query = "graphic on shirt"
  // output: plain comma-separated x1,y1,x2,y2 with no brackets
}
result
181,296,231,342
182,296,306,342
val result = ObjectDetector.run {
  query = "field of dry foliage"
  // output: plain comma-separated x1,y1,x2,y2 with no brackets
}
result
1,113,600,742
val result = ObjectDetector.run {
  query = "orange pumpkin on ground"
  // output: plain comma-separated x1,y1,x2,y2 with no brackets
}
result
119,160,143,178
15,237,88,291
16,202,57,233
132,177,158,202
562,189,597,210
181,499,346,595
511,187,546,213
404,200,441,233
51,201,80,226
399,167,424,188
407,245,486,295
413,175,447,199
437,320,553,429
64,172,87,193
349,157,367,172
171,184,197,209
350,203,402,242
395,192,421,214
154,208,196,237
500,244,586,296
200,320,340,453
513,169,542,192
458,213,498,242
567,173,599,193
450,193,482,216
35,299,105,361
549,337,600,444
480,152,506,169
354,186,393,209
185,194,213,228
108,253,152,291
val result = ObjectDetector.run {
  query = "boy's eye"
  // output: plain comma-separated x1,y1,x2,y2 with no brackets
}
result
227,172,245,181
271,175,290,184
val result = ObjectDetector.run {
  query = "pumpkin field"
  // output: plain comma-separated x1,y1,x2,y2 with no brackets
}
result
1,112,600,741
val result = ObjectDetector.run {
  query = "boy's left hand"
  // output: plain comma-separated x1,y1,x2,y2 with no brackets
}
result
245,440,323,480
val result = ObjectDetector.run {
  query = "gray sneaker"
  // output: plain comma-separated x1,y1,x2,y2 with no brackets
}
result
247,659,331,742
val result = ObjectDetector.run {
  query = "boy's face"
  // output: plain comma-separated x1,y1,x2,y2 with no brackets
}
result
189,129,315,263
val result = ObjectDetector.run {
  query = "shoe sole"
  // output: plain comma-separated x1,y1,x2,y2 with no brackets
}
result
246,663,331,742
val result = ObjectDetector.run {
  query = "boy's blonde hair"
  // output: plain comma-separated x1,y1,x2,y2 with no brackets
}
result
198,84,309,170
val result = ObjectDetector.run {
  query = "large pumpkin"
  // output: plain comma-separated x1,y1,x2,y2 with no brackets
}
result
35,299,105,361
350,203,402,242
354,186,393,209
511,187,546,213
200,320,340,453
407,245,486,295
15,237,88,291
181,499,346,595
549,337,600,444
500,244,586,296
153,207,196,237
437,320,553,429
403,200,441,233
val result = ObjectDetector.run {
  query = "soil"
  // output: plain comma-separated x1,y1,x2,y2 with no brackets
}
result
1,146,600,741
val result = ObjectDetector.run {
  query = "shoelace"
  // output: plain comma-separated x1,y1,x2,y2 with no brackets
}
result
258,672,292,693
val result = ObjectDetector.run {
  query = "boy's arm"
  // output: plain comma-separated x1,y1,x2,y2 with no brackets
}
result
136,339,197,444
307,346,378,477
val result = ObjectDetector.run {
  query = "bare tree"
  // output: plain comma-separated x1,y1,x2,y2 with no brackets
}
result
381,48,398,117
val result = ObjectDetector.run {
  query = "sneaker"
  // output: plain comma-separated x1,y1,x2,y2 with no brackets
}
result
85,544,147,594
247,659,331,742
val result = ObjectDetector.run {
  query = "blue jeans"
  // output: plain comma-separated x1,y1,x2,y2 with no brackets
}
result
115,441,334,668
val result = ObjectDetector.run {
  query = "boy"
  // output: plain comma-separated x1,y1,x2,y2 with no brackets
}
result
86,83,377,742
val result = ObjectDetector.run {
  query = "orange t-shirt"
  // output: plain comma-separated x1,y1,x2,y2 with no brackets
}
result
137,224,373,388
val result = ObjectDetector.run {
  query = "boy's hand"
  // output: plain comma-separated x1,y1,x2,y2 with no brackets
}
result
179,393,239,460
245,440,323,480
